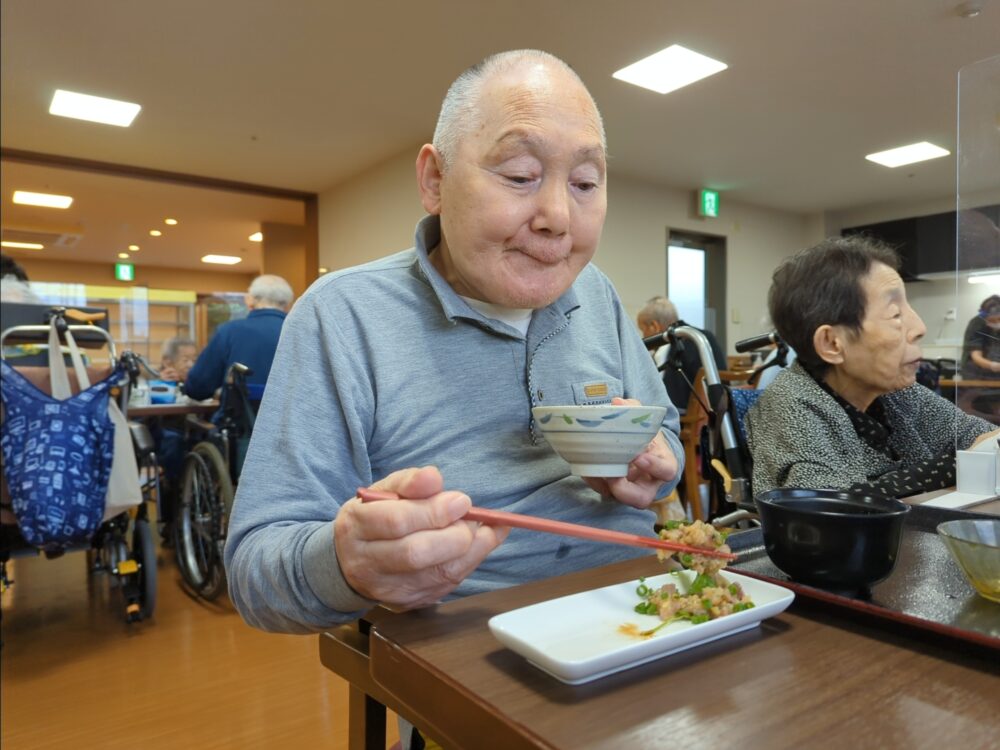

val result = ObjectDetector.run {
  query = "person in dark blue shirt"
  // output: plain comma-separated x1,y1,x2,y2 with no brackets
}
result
185,274,294,402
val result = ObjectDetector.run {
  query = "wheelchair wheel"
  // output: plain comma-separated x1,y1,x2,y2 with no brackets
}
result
175,442,233,600
132,518,157,619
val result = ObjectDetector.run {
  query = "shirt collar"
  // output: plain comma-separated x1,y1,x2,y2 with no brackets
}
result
411,215,581,333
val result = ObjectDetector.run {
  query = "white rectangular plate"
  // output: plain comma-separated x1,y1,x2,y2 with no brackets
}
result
488,570,794,685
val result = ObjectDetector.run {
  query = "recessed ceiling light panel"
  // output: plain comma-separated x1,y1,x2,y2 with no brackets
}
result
118,252,130,259
613,44,728,95
248,231,263,242
201,254,242,265
128,244,140,251
12,190,74,209
49,89,141,127
865,141,950,168
164,218,178,225
149,229,162,237
1,240,45,250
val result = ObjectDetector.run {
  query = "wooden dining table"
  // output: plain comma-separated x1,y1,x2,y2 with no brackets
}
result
126,400,218,418
319,552,1000,750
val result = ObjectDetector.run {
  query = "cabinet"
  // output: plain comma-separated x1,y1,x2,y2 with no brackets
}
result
842,204,999,279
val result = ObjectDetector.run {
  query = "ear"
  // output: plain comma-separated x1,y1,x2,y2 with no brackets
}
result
813,324,846,366
416,144,444,215
244,293,255,310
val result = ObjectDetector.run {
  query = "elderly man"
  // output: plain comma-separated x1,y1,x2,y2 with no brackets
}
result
158,336,198,384
225,50,683,636
184,274,293,401
637,295,726,414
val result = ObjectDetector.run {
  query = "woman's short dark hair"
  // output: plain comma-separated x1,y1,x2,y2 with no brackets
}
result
980,294,1000,317
1,254,29,282
768,236,900,376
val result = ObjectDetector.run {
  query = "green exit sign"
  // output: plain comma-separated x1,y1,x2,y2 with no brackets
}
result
114,262,135,281
698,189,720,218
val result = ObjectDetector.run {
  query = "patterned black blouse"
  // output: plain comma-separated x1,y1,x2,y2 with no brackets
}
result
746,362,995,499
817,381,956,497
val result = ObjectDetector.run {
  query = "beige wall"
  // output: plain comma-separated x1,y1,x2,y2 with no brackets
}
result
15,256,255,294
261,221,307,299
317,147,817,352
317,149,426,273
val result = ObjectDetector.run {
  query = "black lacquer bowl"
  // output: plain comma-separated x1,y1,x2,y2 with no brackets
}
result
755,488,910,590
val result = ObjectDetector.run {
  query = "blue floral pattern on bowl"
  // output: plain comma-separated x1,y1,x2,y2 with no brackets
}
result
537,409,655,428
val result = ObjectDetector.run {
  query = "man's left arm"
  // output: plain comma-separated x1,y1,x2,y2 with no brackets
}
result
184,330,227,400
582,291,683,507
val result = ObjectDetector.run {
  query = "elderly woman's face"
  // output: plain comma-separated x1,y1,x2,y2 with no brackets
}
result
431,63,607,308
837,262,927,395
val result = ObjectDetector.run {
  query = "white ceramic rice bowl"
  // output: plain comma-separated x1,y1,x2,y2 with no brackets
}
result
532,404,667,476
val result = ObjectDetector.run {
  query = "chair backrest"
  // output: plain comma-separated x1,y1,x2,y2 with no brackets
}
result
728,388,764,445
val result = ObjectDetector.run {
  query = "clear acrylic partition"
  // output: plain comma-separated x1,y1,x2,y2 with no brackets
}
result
955,54,1000,430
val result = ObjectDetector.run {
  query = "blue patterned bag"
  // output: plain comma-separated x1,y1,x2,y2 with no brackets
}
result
0,359,119,549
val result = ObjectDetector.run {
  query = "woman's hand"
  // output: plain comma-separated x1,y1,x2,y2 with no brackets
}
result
582,397,680,509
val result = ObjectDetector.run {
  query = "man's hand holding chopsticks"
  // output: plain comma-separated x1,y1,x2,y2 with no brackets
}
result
334,466,509,610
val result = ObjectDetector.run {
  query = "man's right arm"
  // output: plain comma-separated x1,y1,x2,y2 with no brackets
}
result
223,287,507,633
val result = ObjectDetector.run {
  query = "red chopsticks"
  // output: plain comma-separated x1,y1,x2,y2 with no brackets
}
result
356,487,736,561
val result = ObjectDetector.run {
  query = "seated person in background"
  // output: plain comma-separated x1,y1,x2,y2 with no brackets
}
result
0,254,40,303
746,236,997,498
225,49,683,635
961,294,1000,378
148,337,200,514
636,295,726,413
158,336,198,385
184,274,293,403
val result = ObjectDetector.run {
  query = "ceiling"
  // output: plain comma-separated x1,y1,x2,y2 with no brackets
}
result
1,0,999,271
0,161,304,271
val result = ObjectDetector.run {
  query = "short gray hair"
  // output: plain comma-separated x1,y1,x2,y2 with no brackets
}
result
637,296,679,328
161,336,196,362
248,274,294,309
432,49,606,171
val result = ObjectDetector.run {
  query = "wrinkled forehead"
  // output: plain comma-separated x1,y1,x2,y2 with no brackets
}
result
473,63,605,153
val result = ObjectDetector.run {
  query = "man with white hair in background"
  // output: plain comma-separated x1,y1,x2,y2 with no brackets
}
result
184,274,294,402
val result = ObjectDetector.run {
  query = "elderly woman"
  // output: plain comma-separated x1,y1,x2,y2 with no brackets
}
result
746,236,998,498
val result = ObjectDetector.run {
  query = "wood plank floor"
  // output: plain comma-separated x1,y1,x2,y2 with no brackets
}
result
1,541,399,749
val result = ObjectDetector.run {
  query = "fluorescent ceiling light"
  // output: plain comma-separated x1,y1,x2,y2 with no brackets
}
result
1,240,45,250
128,244,140,251
201,254,242,265
865,142,950,168
164,218,178,225
248,231,263,242
612,44,727,95
968,272,1000,285
149,229,162,237
118,252,130,259
13,190,74,208
49,89,141,127
318,267,329,274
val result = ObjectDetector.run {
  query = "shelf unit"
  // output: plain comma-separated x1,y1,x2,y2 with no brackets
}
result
31,282,196,366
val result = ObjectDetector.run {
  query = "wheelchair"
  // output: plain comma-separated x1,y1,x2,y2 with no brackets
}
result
173,362,258,600
652,324,788,526
0,306,159,624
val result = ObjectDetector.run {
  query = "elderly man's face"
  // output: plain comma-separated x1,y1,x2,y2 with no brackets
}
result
167,344,198,381
423,63,607,309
